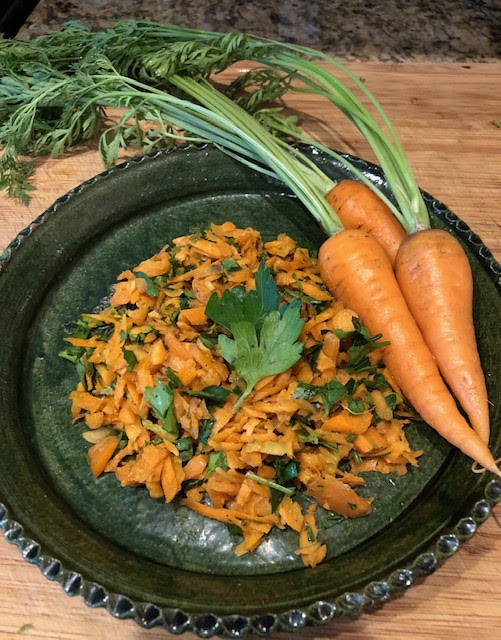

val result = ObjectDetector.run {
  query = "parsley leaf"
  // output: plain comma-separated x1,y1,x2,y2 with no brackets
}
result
128,326,157,344
321,514,346,529
283,287,324,306
205,260,280,335
59,344,85,364
347,396,366,414
59,315,113,364
274,459,299,485
144,379,172,419
255,259,281,313
345,359,379,374
332,316,389,371
166,367,183,388
304,342,322,369
205,285,246,330
270,488,285,513
206,262,303,408
347,340,390,367
352,316,373,341
385,393,398,410
174,437,193,462
227,523,243,539
352,450,363,464
365,373,388,390
293,382,318,401
304,521,315,543
319,379,348,415
199,332,218,350
333,316,387,349
297,427,339,452
75,357,88,389
219,305,304,408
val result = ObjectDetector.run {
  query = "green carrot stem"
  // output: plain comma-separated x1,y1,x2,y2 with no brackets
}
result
245,472,295,495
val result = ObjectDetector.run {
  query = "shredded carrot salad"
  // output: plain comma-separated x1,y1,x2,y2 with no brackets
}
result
61,222,422,567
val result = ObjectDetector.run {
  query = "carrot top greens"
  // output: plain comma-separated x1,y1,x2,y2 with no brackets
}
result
1,19,429,233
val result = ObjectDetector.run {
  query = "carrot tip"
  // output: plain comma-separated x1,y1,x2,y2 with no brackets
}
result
471,459,501,478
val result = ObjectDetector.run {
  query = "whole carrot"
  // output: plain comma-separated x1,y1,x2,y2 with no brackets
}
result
323,182,491,444
396,229,490,444
318,229,500,476
326,180,407,265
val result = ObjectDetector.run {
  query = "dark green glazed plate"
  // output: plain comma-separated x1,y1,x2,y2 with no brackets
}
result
0,145,500,637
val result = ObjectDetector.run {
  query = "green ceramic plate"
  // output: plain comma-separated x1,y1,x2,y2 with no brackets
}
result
0,145,500,637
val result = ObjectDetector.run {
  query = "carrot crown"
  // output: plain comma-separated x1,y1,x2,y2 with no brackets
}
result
256,44,431,233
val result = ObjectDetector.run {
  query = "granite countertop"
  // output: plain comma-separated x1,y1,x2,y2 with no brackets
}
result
17,0,501,61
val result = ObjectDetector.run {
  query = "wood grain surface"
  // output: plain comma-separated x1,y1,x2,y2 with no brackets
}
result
0,62,500,640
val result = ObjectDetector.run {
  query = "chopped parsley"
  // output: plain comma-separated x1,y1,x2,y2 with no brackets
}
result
274,459,299,486
293,379,346,415
221,257,241,273
198,416,216,445
134,270,159,296
144,378,178,437
304,522,315,543
123,349,137,372
165,367,183,389
184,385,231,406
321,514,346,529
206,451,228,478
385,393,398,410
352,450,363,465
174,437,194,462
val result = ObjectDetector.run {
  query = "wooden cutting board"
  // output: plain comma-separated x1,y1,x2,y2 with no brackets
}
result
0,62,500,640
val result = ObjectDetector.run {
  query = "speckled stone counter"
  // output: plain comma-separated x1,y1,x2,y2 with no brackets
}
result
17,0,501,61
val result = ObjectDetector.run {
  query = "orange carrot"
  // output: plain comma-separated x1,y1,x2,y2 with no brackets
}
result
88,435,119,477
318,229,500,476
326,182,490,445
178,307,208,326
306,477,372,517
326,180,407,265
396,229,490,444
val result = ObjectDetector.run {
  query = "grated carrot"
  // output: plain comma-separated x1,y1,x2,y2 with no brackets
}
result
63,223,422,567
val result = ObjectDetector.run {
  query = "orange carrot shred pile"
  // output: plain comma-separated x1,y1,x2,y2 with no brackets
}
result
64,222,422,566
